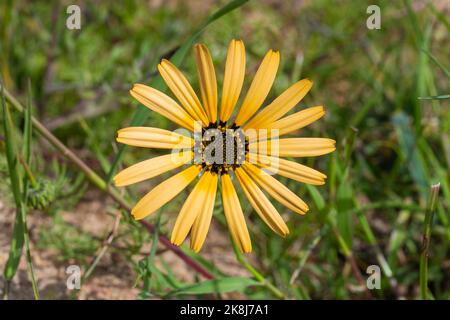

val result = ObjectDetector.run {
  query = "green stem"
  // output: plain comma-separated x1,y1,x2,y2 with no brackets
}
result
22,81,40,300
420,183,440,300
20,206,40,300
2,281,9,300
19,155,37,187
2,85,25,299
2,83,39,299
145,210,162,292
83,246,109,282
232,242,287,299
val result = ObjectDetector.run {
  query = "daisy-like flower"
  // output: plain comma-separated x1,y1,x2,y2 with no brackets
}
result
114,39,335,253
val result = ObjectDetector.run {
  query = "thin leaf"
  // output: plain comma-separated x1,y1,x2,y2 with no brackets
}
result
305,185,326,212
23,79,32,164
21,80,39,299
336,180,354,247
420,183,440,299
392,112,429,198
418,94,450,100
420,49,450,79
166,277,259,297
1,83,25,283
144,210,162,293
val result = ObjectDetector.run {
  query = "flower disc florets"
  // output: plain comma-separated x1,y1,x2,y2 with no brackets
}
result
194,121,248,174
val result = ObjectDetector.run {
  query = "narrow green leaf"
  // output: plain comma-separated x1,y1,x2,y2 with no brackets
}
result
149,263,181,290
23,79,32,164
166,277,259,297
21,80,40,299
336,180,354,247
144,210,162,292
306,185,326,212
430,2,450,35
1,84,22,206
420,183,440,300
1,83,25,282
3,213,24,282
392,112,429,198
414,23,432,132
418,94,450,100
420,49,450,79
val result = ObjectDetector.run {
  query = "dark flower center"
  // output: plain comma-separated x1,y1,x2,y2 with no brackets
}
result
193,122,249,174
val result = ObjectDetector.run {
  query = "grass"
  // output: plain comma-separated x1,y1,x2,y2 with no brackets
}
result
0,0,449,300
420,183,440,300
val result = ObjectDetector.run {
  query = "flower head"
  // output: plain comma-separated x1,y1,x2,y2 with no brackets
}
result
115,40,335,253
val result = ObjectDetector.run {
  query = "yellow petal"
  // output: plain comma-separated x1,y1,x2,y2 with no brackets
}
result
116,127,193,149
249,138,336,157
190,172,218,252
221,174,252,253
219,39,246,122
244,79,313,129
130,84,195,131
246,106,325,141
158,59,209,126
243,163,308,214
234,50,280,126
131,165,201,220
170,171,215,246
248,153,326,185
268,106,325,136
114,151,193,187
195,44,217,123
234,168,289,237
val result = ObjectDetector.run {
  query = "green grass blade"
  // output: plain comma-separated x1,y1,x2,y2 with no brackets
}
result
1,84,22,208
2,81,39,299
420,49,450,79
143,210,162,294
106,0,249,182
1,83,25,290
403,0,422,44
165,276,259,297
305,185,326,212
414,23,432,132
418,94,450,100
336,175,354,247
19,207,39,300
392,112,429,197
420,183,440,299
232,241,287,299
21,80,40,299
23,79,32,163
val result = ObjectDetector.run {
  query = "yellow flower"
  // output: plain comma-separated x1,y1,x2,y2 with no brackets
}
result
115,39,335,253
